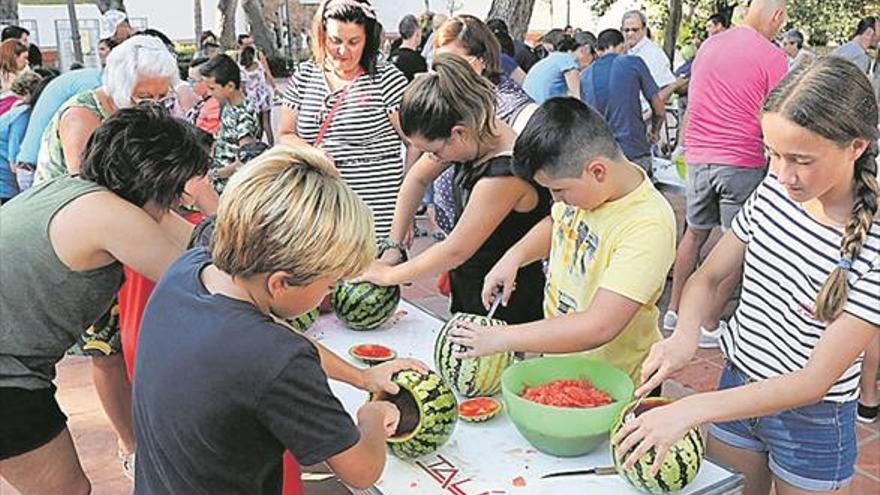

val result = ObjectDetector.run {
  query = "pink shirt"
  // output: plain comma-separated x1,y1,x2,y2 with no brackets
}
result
684,27,788,168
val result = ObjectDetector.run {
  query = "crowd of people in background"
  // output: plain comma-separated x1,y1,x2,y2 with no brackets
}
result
0,0,878,494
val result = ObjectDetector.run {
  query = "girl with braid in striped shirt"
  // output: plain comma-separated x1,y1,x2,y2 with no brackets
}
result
615,57,879,495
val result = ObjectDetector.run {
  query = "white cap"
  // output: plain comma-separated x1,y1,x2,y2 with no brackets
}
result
100,9,128,40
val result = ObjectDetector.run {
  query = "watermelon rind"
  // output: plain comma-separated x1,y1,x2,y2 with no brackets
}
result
372,370,458,459
459,397,503,423
434,313,514,397
610,397,704,494
285,308,319,332
348,344,397,365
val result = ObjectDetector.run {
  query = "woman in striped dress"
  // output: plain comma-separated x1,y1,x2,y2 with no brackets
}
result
615,58,879,495
277,0,409,238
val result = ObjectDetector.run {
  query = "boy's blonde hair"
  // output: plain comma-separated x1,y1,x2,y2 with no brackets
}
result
212,145,376,284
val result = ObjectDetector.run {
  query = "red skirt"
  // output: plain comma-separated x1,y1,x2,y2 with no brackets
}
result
116,212,304,495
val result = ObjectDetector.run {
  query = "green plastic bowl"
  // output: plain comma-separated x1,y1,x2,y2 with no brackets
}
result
501,356,634,457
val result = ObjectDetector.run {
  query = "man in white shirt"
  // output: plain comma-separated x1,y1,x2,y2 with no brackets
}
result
622,10,678,115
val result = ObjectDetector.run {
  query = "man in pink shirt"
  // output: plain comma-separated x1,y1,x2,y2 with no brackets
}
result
664,0,788,347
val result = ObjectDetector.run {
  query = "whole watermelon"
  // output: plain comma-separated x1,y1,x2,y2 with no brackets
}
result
434,313,514,397
373,369,458,459
331,281,400,330
285,308,319,332
331,239,403,330
611,397,704,493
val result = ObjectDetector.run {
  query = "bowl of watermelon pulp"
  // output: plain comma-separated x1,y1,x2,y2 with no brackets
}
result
501,356,634,457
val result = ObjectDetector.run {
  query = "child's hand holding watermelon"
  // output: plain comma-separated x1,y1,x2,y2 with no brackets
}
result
360,358,430,395
449,320,509,359
611,396,703,476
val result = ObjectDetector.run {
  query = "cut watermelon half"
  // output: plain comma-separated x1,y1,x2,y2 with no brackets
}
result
458,397,503,422
349,344,396,365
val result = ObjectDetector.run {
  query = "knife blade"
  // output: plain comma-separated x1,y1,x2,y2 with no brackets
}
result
540,466,618,479
486,291,503,320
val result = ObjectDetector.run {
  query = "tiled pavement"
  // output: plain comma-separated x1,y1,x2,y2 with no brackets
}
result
2,187,877,494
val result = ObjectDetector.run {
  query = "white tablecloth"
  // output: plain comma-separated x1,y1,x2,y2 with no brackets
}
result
305,301,744,495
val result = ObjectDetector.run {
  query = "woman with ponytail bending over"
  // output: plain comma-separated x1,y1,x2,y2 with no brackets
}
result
615,57,880,495
359,53,550,325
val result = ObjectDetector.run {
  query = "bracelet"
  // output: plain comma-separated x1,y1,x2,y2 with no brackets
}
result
377,238,408,261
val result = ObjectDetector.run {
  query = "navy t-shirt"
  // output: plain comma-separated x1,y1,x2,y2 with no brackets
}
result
133,248,360,495
580,53,659,159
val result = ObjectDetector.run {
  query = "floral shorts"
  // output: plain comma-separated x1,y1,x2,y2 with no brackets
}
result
66,300,122,357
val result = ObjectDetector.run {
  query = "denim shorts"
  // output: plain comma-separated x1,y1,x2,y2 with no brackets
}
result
709,365,857,492
686,164,766,230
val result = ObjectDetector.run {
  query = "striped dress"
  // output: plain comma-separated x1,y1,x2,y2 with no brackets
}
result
282,61,408,237
725,175,880,403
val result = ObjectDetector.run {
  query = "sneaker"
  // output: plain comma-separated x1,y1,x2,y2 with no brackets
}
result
858,402,878,423
698,321,727,349
663,310,678,331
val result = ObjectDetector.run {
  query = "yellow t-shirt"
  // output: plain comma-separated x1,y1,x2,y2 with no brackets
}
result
543,177,676,383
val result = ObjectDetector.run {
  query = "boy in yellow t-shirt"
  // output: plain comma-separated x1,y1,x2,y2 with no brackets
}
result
449,97,676,386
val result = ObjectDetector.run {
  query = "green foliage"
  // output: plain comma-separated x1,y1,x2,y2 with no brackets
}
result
590,0,870,49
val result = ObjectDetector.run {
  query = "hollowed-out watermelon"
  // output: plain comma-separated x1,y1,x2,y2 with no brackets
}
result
434,313,513,397
285,308,319,332
373,370,458,459
459,397,503,422
611,397,704,493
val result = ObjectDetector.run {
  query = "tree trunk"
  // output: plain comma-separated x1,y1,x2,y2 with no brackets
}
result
68,0,84,63
94,0,126,14
663,0,682,68
488,0,537,41
218,0,238,48
194,0,203,44
0,0,18,23
242,0,280,58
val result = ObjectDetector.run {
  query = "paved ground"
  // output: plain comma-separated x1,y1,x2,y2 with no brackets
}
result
2,186,877,495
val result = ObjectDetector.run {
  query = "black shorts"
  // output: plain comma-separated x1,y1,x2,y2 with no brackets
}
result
0,387,68,460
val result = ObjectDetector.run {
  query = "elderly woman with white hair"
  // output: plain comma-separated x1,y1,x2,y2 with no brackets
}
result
35,35,180,183
29,35,215,481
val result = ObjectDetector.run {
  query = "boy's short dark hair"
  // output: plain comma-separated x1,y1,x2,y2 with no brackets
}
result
79,105,211,210
199,54,242,89
1,26,29,42
597,29,625,51
513,97,623,180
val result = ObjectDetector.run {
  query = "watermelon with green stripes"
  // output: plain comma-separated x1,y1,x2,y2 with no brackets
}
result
434,313,514,397
374,369,458,459
611,397,704,493
285,308,319,332
331,281,400,330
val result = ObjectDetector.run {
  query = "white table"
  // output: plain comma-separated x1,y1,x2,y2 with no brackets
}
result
305,301,745,495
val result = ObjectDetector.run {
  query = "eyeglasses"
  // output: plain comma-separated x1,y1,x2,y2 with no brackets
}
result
622,27,642,33
131,93,176,110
